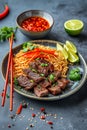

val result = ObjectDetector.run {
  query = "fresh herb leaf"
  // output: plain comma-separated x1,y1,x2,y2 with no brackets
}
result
69,68,81,81
22,42,37,52
6,94,9,98
0,26,17,42
14,77,18,85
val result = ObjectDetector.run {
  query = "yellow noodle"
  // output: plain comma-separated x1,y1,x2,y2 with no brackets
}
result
13,44,68,78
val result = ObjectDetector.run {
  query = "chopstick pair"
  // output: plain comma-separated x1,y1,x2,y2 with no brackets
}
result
1,34,14,111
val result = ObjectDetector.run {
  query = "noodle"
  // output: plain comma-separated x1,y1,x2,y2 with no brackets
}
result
13,43,68,78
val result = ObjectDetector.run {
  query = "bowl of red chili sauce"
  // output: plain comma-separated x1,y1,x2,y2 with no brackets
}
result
16,10,54,38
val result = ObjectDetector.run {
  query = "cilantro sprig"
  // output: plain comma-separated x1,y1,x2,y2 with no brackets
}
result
22,42,37,52
0,26,17,42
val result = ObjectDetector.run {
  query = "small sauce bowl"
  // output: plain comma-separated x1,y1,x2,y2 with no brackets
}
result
16,10,54,39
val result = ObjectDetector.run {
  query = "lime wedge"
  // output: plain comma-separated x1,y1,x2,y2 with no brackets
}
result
68,51,79,63
65,40,77,53
64,19,84,35
56,43,68,60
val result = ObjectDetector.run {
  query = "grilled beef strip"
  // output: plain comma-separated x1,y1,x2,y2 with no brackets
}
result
39,79,51,88
48,85,62,95
57,78,69,90
23,68,44,83
48,71,61,83
29,58,54,76
34,85,49,97
17,75,36,90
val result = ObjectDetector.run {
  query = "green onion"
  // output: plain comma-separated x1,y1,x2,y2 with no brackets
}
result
40,73,45,77
41,63,48,67
49,74,55,82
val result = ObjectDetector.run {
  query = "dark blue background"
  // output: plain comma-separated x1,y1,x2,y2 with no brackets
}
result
0,0,87,130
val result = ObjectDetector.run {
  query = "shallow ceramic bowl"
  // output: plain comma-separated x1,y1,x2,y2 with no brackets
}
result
1,40,87,101
16,10,54,39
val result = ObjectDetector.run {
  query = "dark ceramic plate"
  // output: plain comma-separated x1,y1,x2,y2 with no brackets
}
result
1,40,87,100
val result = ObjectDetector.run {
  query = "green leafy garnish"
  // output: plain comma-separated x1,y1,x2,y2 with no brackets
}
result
0,26,17,42
6,94,10,98
22,42,37,52
69,68,81,81
31,68,37,73
14,77,19,85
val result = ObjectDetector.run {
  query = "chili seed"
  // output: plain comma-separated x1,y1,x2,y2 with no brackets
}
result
32,113,36,117
40,107,45,112
40,115,46,119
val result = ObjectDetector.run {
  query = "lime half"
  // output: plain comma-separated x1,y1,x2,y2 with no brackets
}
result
56,43,68,60
64,19,84,35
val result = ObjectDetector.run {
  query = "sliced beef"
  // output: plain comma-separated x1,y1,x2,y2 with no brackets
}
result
37,59,52,76
17,75,36,90
34,58,54,76
34,86,49,97
48,85,62,95
57,78,69,90
23,69,44,83
61,78,70,85
29,61,38,70
38,65,49,76
48,71,61,83
39,79,51,88
48,63,54,72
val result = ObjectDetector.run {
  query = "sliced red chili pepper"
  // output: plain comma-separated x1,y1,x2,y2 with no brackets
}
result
47,121,53,125
0,5,9,20
16,104,23,115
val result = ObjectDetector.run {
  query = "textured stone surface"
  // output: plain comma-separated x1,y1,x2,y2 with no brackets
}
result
0,0,87,130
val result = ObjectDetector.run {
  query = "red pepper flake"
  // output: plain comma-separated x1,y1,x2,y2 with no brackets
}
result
40,107,45,112
16,104,23,115
40,115,46,119
32,113,36,117
47,121,53,125
8,124,11,128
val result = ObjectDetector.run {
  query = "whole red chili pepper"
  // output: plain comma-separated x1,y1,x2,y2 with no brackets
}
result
16,104,23,115
0,5,9,20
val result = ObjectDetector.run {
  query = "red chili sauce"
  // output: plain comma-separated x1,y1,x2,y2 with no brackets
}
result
21,16,50,32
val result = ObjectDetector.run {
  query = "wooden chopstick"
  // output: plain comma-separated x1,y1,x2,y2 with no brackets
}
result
1,34,14,111
9,35,14,111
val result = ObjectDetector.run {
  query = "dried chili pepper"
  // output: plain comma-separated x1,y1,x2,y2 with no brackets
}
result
0,5,9,20
16,104,23,115
47,121,53,125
